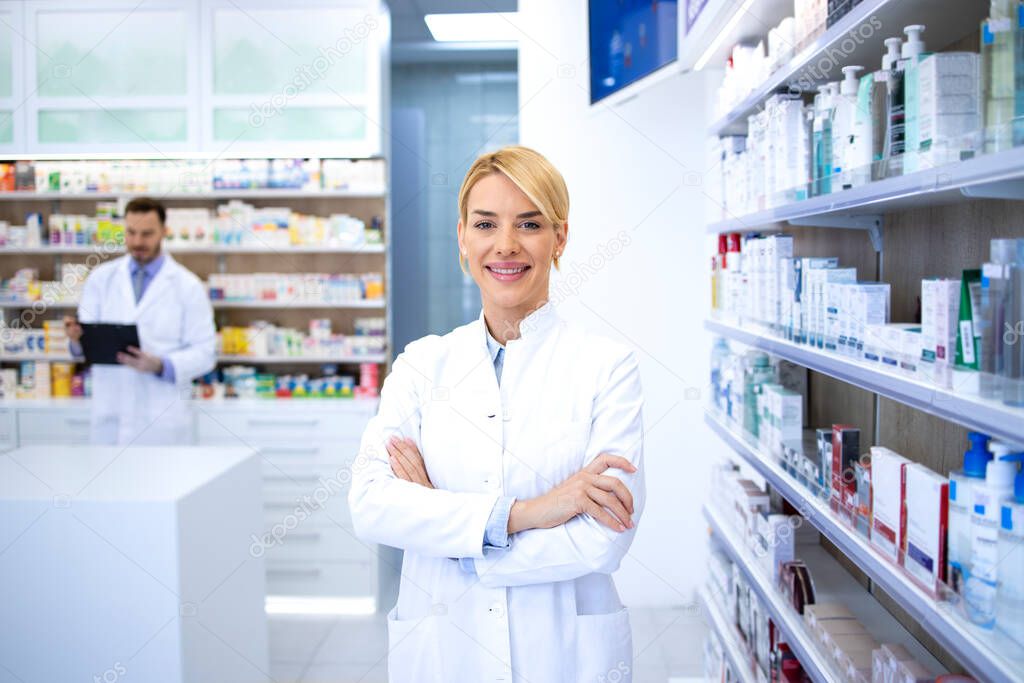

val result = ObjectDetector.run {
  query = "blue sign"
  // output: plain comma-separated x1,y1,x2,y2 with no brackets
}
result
589,0,679,104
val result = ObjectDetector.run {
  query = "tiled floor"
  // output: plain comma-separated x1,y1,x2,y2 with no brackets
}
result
267,606,707,682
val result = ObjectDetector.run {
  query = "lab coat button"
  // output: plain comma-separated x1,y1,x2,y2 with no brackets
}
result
488,603,505,619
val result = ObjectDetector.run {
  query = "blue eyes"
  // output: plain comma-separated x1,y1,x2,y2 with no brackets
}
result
474,221,542,230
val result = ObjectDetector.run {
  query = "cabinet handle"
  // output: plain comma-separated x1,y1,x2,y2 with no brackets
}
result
267,568,322,577
287,532,323,541
249,418,319,428
64,417,90,426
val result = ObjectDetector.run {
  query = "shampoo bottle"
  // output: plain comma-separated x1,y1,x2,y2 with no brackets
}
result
964,445,1018,628
979,239,1020,398
996,454,1024,646
832,66,863,191
948,431,992,595
885,25,926,178
811,85,834,196
1003,238,1024,406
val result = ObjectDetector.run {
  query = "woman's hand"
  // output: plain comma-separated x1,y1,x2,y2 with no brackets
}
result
509,454,636,534
386,436,434,488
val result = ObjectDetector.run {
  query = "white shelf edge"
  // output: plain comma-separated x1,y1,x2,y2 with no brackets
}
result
216,354,386,364
706,147,1024,233
0,300,386,310
0,245,386,255
702,503,843,683
704,409,1024,683
0,354,386,364
210,300,385,309
0,189,387,200
0,299,387,309
697,586,759,683
704,318,1024,444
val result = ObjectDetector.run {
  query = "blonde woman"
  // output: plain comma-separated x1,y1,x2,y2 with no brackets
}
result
349,145,645,683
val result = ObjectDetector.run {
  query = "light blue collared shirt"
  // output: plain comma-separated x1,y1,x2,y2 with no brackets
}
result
458,323,516,573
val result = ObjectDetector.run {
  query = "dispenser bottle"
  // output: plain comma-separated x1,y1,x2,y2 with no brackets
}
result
885,25,926,177
742,351,774,437
979,239,1021,398
948,431,992,594
877,37,903,178
964,444,1018,628
832,66,863,191
996,454,1024,646
982,0,1017,153
812,83,837,196
1003,238,1024,406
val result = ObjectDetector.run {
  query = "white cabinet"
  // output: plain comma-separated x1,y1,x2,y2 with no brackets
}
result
1,398,379,603
194,399,378,602
0,406,16,450
15,402,90,445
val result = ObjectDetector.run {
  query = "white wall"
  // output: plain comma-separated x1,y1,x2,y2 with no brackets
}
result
517,0,722,607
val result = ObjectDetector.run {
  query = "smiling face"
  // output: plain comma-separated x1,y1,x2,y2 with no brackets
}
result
458,172,567,331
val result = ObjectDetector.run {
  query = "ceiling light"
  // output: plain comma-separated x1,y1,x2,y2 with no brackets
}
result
425,12,520,43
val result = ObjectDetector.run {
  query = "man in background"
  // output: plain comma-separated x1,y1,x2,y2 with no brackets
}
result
64,197,215,445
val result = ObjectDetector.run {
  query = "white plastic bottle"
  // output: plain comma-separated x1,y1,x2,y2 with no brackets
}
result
832,66,863,192
997,455,1024,646
964,445,1018,628
948,431,992,595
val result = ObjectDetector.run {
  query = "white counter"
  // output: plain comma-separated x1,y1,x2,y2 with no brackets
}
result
0,445,269,683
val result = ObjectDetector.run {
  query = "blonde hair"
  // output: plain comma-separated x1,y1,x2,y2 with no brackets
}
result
457,145,569,273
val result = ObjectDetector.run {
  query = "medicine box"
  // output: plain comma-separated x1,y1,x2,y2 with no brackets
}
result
903,463,949,588
831,425,861,517
869,447,910,563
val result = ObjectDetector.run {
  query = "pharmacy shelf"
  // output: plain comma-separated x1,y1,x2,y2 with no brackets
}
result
0,300,77,309
705,408,1024,683
706,147,1024,234
0,299,386,310
703,502,946,683
697,586,758,683
708,0,987,136
0,354,386,364
217,354,386,364
0,188,386,200
703,503,846,682
704,318,1024,444
211,300,385,310
0,244,386,255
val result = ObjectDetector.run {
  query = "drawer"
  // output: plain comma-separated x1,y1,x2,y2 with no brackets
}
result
263,524,376,563
262,468,352,528
265,560,375,597
17,408,91,445
195,407,372,442
255,440,361,469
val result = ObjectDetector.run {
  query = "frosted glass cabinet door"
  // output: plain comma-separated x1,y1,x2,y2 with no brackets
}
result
206,2,382,156
35,9,187,97
0,4,19,149
27,2,197,151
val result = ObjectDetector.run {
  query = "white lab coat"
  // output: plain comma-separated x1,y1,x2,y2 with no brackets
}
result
349,302,645,683
77,254,216,445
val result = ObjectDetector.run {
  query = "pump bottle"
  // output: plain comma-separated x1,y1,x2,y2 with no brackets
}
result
832,66,864,191
947,431,992,595
964,443,1018,628
996,454,1024,645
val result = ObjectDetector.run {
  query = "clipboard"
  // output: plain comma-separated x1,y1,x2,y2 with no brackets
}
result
79,323,141,365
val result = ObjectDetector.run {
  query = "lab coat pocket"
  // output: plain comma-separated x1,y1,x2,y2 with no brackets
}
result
386,607,443,683
574,607,632,683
